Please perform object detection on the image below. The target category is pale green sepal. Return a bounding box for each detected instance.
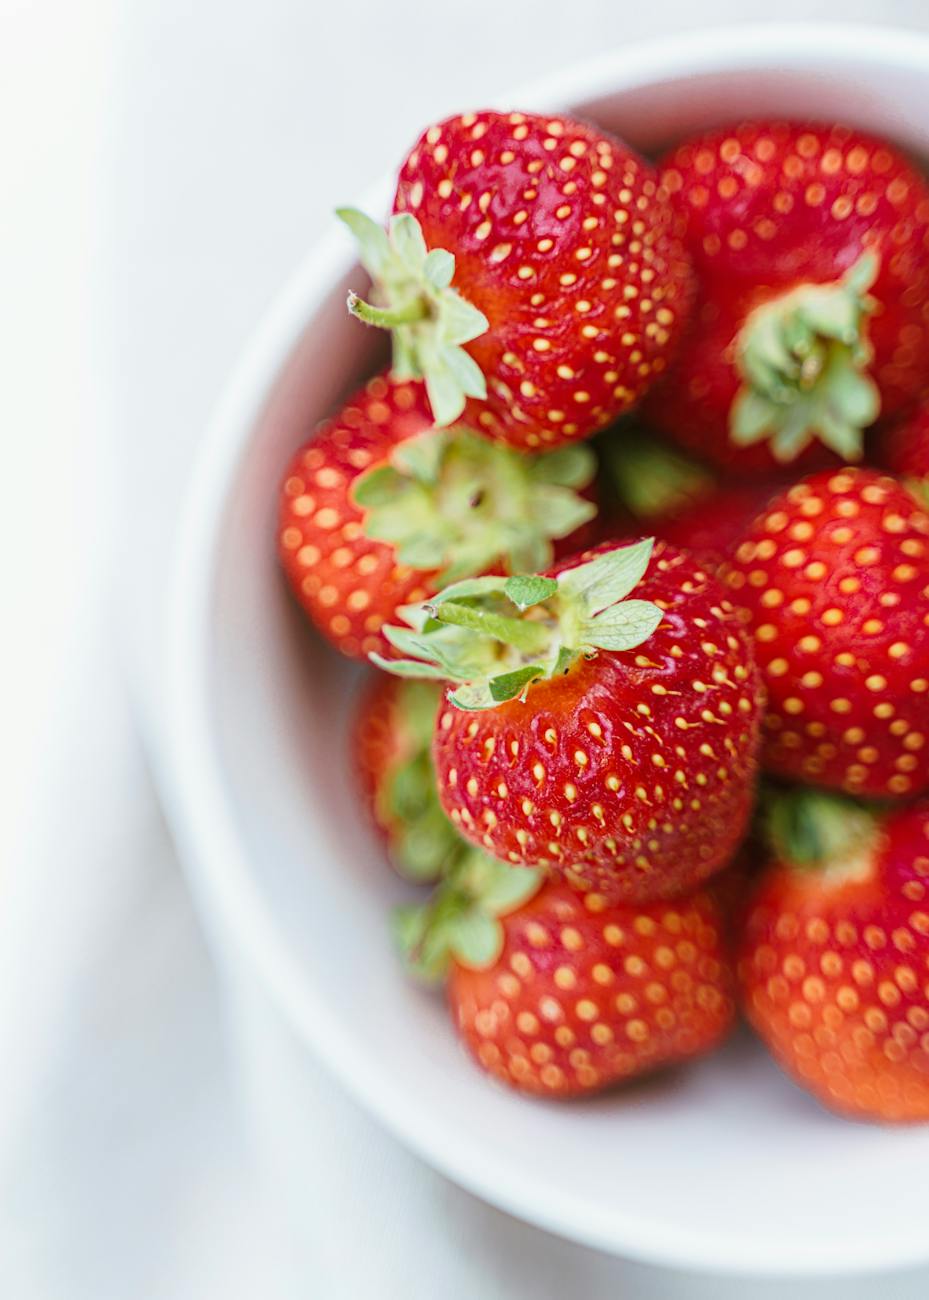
[489,664,544,702]
[450,911,503,968]
[478,862,544,915]
[504,575,558,609]
[531,442,596,489]
[423,248,455,290]
[580,600,664,652]
[448,681,498,711]
[368,653,449,679]
[430,575,511,603]
[352,464,401,508]
[389,211,429,270]
[335,207,392,275]
[425,364,468,427]
[531,485,597,538]
[441,291,489,345]
[388,428,451,483]
[557,537,654,614]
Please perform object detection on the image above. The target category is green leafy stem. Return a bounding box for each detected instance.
[372,537,664,710]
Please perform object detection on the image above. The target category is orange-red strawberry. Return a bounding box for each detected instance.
[338,110,693,447]
[722,467,929,799]
[353,675,455,882]
[645,122,929,473]
[378,538,762,905]
[740,789,929,1122]
[879,400,929,507]
[449,878,734,1097]
[279,371,597,658]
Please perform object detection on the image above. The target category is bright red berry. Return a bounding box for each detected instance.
[379,538,762,905]
[721,467,929,799]
[339,110,693,448]
[740,790,929,1122]
[645,122,929,473]
[450,879,734,1097]
[279,371,596,658]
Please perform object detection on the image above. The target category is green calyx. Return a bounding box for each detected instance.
[603,425,716,519]
[371,537,664,711]
[337,207,489,427]
[380,681,459,883]
[393,851,544,982]
[353,428,596,584]
[731,251,881,463]
[766,786,878,879]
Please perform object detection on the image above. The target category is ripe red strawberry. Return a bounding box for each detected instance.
[740,790,929,1122]
[338,110,693,448]
[644,122,929,473]
[722,467,929,799]
[279,371,597,658]
[879,401,929,507]
[378,538,762,905]
[354,675,457,882]
[448,878,734,1097]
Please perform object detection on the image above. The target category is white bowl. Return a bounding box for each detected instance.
[164,24,929,1277]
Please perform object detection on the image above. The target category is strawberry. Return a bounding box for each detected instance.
[740,789,929,1122]
[644,122,929,473]
[353,675,456,882]
[279,370,597,658]
[878,401,929,508]
[377,538,762,905]
[722,467,929,799]
[337,110,693,448]
[446,876,734,1098]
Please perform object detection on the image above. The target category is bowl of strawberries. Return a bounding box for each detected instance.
[166,23,929,1276]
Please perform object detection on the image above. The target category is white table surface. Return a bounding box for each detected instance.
[7,2,929,1296]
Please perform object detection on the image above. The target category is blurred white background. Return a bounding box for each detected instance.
[7,2,929,1297]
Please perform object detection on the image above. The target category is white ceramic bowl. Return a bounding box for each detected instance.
[164,25,929,1276]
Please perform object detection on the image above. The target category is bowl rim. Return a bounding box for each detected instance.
[164,22,929,1276]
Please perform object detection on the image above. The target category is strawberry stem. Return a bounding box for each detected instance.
[347,291,430,329]
[336,207,489,427]
[429,599,552,655]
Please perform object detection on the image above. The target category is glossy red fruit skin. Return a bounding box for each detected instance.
[433,542,763,905]
[722,467,929,798]
[394,110,694,450]
[279,372,437,659]
[657,478,792,566]
[450,880,734,1097]
[644,122,929,474]
[739,804,929,1122]
[879,402,929,481]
